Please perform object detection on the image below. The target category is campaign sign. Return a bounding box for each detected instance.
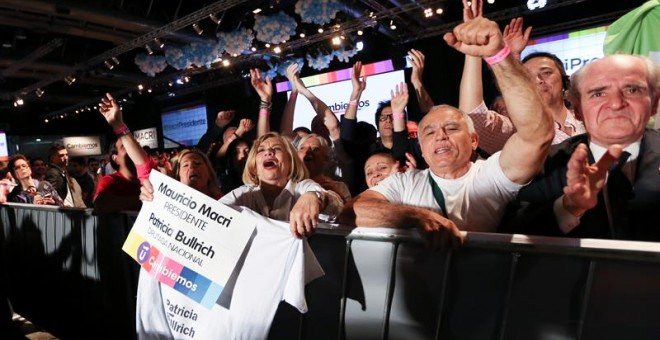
[123,170,254,309]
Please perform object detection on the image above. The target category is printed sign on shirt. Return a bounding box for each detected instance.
[123,170,255,309]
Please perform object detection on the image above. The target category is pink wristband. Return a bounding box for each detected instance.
[113,124,129,135]
[392,112,405,120]
[259,108,270,117]
[484,44,511,65]
[226,135,236,144]
[348,99,358,107]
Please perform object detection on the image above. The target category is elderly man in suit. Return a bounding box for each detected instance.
[502,54,660,240]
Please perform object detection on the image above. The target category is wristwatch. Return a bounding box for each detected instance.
[310,191,327,209]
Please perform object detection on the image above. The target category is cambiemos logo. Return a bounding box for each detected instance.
[66,142,99,150]
[137,241,151,264]
[328,100,370,112]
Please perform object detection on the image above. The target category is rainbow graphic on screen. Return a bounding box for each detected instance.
[123,232,224,309]
[275,59,394,93]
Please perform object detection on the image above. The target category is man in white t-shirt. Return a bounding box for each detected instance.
[341,16,554,247]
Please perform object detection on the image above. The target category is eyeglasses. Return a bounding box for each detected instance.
[378,114,393,122]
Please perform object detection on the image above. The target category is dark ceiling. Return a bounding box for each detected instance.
[0,0,648,134]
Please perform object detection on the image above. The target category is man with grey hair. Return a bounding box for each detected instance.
[341,16,554,247]
[502,54,660,239]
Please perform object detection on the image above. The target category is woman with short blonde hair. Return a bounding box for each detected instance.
[222,132,342,238]
[242,132,308,185]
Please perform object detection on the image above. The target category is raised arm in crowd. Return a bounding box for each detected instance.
[342,10,554,248]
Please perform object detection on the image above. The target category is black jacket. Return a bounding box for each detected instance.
[500,129,660,241]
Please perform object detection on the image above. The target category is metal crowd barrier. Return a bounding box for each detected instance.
[2,203,660,339]
[0,203,139,340]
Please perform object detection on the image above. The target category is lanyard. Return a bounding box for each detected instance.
[428,172,447,218]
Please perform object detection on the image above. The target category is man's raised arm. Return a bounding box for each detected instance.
[445,17,553,184]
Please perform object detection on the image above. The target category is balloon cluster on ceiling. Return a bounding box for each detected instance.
[134,0,358,77]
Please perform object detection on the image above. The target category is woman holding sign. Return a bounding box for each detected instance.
[220,132,343,238]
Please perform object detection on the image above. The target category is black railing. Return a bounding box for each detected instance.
[2,204,660,339]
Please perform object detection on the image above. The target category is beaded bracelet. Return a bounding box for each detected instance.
[484,44,511,65]
[114,124,130,136]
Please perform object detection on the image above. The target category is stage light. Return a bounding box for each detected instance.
[209,13,222,25]
[389,20,397,30]
[64,75,76,85]
[192,23,204,35]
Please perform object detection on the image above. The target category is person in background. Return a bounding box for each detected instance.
[88,158,100,176]
[0,167,16,203]
[272,65,355,190]
[140,147,223,203]
[219,137,251,194]
[363,152,416,189]
[341,64,421,193]
[297,133,352,203]
[7,154,62,206]
[215,118,255,158]
[30,157,47,181]
[103,153,115,176]
[94,93,149,213]
[174,149,223,199]
[146,147,169,175]
[457,4,585,156]
[87,157,102,189]
[46,145,85,207]
[69,156,95,208]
